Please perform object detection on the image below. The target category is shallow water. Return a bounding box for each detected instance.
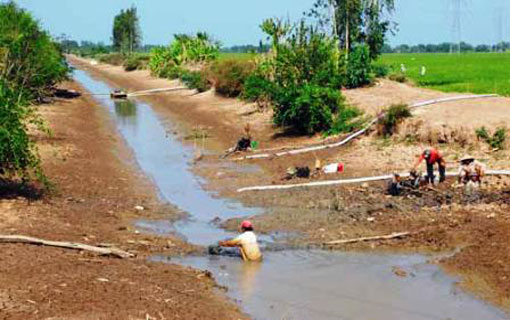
[73,69,260,245]
[74,68,506,320]
[170,251,506,320]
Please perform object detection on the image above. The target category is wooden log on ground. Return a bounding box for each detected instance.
[0,235,134,259]
[324,232,412,246]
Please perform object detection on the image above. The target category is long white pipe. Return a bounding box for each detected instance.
[234,94,499,160]
[128,86,187,97]
[237,170,510,193]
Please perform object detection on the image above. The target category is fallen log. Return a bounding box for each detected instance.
[324,232,412,246]
[0,235,134,259]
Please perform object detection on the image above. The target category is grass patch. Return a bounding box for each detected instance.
[377,104,412,137]
[96,53,125,66]
[476,126,507,150]
[180,70,210,92]
[378,52,510,96]
[218,52,258,61]
[123,53,150,71]
[205,59,255,97]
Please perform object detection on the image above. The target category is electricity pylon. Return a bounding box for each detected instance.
[449,0,469,54]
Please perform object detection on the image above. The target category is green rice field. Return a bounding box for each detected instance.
[378,52,510,96]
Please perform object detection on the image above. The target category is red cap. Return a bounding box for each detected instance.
[241,220,253,229]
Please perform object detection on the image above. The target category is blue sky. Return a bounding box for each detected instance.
[9,0,510,46]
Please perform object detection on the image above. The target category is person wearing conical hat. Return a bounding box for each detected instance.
[458,155,486,187]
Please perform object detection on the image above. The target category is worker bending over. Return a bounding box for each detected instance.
[458,155,485,187]
[413,148,446,184]
[218,221,262,262]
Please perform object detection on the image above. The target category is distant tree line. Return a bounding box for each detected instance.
[67,39,270,55]
[63,40,156,57]
[221,42,271,53]
[382,41,510,54]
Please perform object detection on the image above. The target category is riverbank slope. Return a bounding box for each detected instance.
[0,80,247,320]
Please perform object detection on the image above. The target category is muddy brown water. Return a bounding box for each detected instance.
[73,68,507,320]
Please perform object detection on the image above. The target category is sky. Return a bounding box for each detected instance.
[8,0,510,47]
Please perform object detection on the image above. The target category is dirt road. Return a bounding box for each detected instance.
[0,81,246,319]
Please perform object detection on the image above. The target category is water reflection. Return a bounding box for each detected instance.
[114,99,137,125]
[239,261,262,300]
[73,69,260,246]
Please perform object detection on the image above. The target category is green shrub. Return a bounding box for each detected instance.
[169,32,219,65]
[372,63,389,78]
[149,32,219,77]
[240,18,375,134]
[123,56,139,71]
[345,45,373,88]
[273,84,344,134]
[378,104,412,137]
[389,72,407,83]
[0,81,42,181]
[123,54,149,71]
[162,65,184,79]
[493,128,507,149]
[0,2,69,99]
[97,53,125,66]
[148,46,174,77]
[256,20,353,134]
[206,59,255,97]
[327,106,365,135]
[475,126,490,141]
[180,70,210,92]
[242,73,274,109]
[476,126,506,149]
[0,2,66,183]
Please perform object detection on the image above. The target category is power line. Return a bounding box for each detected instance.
[449,0,470,54]
[494,4,506,51]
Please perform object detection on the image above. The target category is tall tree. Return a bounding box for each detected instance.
[112,6,141,54]
[307,0,395,59]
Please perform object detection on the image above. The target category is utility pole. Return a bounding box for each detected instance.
[449,0,462,54]
[449,0,472,54]
[495,4,505,52]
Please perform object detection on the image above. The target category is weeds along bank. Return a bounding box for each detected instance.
[0,2,69,187]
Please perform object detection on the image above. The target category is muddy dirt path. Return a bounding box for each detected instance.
[0,80,247,319]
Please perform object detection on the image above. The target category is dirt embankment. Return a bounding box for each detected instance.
[0,81,246,320]
[68,55,510,311]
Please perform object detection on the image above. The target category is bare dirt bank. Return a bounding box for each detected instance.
[68,55,510,311]
[0,80,246,320]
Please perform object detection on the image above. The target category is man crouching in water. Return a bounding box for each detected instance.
[217,221,262,262]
